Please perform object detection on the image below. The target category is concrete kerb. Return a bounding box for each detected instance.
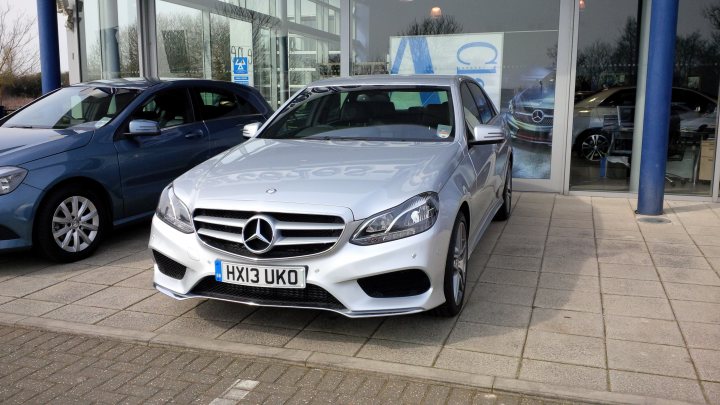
[0,315,698,405]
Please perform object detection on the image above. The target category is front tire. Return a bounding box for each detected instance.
[493,164,512,221]
[434,213,468,317]
[35,186,107,262]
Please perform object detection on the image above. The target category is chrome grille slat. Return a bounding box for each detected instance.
[194,215,247,228]
[275,222,344,231]
[197,228,245,244]
[275,236,339,246]
[193,208,345,259]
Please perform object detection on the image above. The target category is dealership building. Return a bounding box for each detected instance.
[44,0,720,204]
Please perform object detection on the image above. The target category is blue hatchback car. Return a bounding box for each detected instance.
[0,78,272,261]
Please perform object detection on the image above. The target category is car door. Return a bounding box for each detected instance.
[467,81,507,195]
[114,87,210,218]
[192,86,268,156]
[460,82,496,233]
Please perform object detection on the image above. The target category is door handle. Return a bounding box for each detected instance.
[184,129,204,139]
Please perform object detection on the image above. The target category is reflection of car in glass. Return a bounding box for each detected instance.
[151,75,513,318]
[573,87,716,161]
[0,79,272,261]
[506,73,555,144]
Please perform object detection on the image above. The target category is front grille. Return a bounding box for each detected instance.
[514,110,554,126]
[190,276,345,309]
[153,251,187,279]
[193,209,345,259]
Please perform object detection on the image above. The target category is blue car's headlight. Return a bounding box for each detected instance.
[351,192,439,246]
[156,184,194,233]
[0,167,27,195]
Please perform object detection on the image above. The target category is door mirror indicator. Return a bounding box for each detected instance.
[127,119,161,136]
[469,124,505,146]
[243,122,262,138]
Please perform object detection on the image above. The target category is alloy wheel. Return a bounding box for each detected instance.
[452,221,468,304]
[51,196,100,253]
[580,133,610,161]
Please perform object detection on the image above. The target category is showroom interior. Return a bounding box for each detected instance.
[61,0,720,200]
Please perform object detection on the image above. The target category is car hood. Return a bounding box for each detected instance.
[514,88,555,110]
[0,127,94,166]
[174,138,463,220]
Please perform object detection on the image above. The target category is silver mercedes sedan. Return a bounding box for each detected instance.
[150,75,512,317]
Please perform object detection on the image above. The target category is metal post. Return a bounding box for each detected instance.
[37,0,61,94]
[637,0,679,215]
[99,0,121,79]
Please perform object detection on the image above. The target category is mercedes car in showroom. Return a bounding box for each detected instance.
[0,78,271,261]
[151,75,512,317]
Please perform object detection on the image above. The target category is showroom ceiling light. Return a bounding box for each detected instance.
[430,6,442,18]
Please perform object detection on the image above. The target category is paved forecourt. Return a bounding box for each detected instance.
[1,192,719,404]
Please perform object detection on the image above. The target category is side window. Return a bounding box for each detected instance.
[131,89,191,129]
[467,82,494,123]
[197,89,259,120]
[672,89,712,114]
[461,83,482,131]
[599,89,636,107]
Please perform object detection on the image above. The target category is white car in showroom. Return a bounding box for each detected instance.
[150,75,512,317]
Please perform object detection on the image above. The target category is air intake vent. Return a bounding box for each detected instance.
[153,251,186,280]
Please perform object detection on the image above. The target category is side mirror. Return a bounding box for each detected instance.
[127,119,160,136]
[469,124,505,146]
[243,122,262,138]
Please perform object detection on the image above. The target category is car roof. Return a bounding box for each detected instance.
[70,77,254,91]
[308,74,465,88]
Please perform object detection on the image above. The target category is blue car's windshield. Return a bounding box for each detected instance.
[261,86,455,142]
[1,86,140,130]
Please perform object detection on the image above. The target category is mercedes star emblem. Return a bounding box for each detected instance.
[266,188,277,194]
[531,109,545,123]
[242,215,276,254]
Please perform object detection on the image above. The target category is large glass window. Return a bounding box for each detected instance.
[351,0,561,180]
[156,1,204,78]
[79,0,139,80]
[569,1,640,192]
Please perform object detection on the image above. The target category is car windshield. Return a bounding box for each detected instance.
[261,85,455,142]
[1,86,140,130]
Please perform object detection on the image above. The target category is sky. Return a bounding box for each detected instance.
[3,0,70,72]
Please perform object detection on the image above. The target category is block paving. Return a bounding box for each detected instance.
[2,193,720,403]
[0,325,583,404]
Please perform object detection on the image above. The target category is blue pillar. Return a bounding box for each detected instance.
[37,0,61,94]
[637,0,679,215]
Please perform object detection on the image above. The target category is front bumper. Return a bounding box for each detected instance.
[149,213,452,318]
[0,184,43,251]
[506,115,553,145]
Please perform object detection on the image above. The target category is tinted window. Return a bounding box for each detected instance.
[197,89,259,120]
[467,82,494,124]
[131,89,191,129]
[672,89,714,114]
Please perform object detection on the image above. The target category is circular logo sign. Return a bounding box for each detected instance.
[242,215,276,254]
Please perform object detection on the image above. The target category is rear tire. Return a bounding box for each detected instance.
[433,213,468,317]
[34,186,108,262]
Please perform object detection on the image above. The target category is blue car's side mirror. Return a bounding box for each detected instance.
[127,119,161,136]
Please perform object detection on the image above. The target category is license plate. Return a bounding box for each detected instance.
[215,260,306,288]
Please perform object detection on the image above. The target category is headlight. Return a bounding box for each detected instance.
[156,184,193,233]
[351,192,439,246]
[0,167,27,195]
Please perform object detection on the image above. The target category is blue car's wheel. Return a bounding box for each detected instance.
[35,186,107,262]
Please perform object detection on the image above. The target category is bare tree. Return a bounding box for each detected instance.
[399,15,462,36]
[576,40,614,90]
[0,2,37,105]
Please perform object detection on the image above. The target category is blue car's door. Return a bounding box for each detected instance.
[114,87,209,218]
[190,86,267,156]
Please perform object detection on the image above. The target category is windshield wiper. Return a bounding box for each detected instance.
[7,125,35,129]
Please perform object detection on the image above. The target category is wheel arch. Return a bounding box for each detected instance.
[573,127,606,150]
[32,177,115,243]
